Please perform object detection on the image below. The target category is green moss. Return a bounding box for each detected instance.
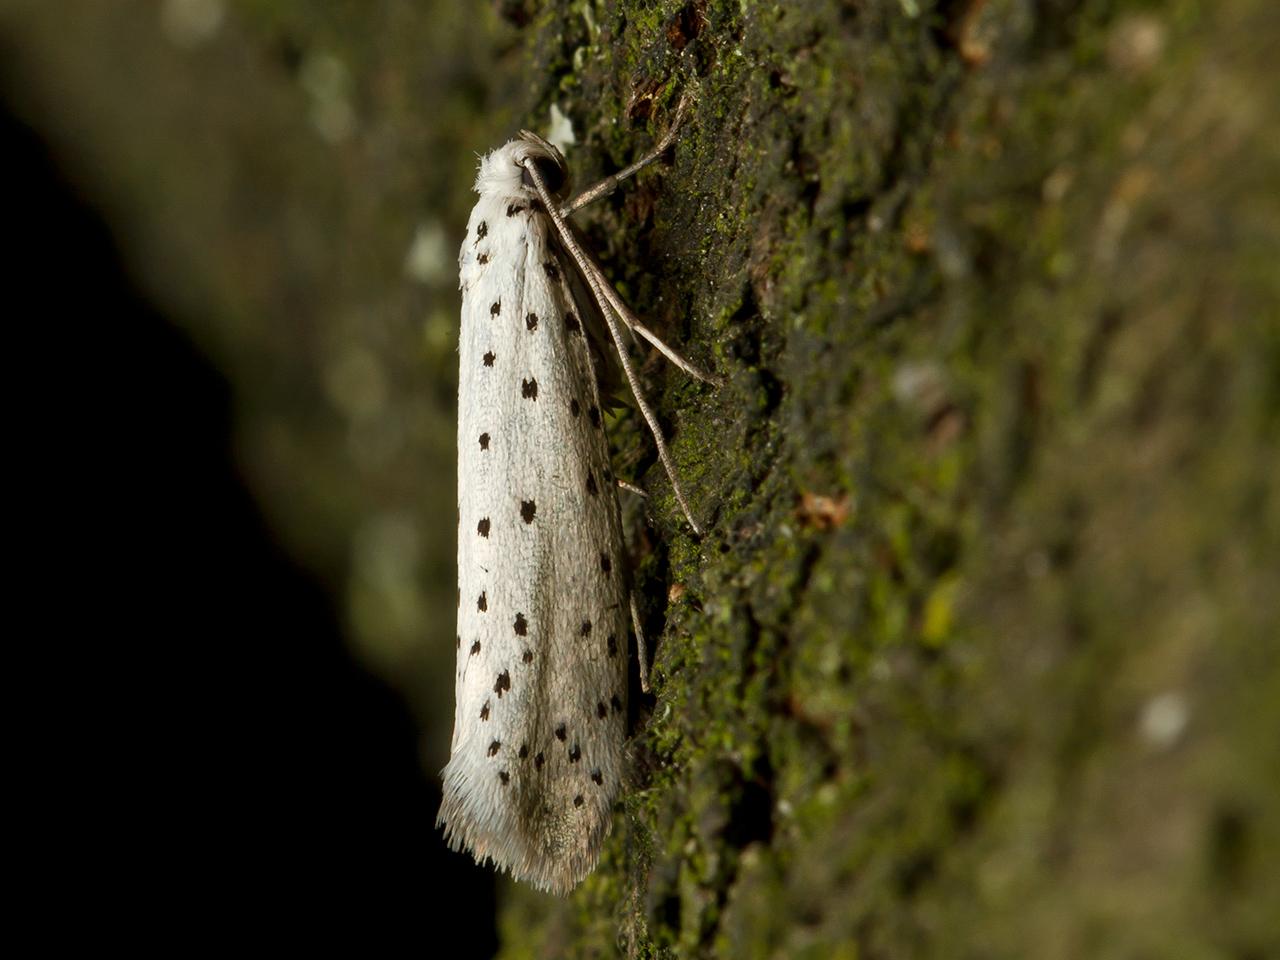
[495,0,1280,955]
[16,0,1272,952]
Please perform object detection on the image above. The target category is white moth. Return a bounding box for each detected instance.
[437,100,715,895]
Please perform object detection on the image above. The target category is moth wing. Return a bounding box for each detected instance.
[441,195,630,895]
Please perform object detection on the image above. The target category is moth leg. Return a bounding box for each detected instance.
[557,94,721,386]
[524,126,716,535]
[631,593,650,695]
[576,251,722,386]
[617,478,648,498]
[559,94,692,217]
[526,145,706,535]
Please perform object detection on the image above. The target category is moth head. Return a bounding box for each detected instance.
[514,131,569,197]
[474,132,570,201]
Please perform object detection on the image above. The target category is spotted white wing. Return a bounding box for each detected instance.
[438,177,630,895]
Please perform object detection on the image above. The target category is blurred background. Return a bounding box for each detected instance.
[5,0,512,947]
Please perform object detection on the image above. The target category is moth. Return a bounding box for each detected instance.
[437,98,716,894]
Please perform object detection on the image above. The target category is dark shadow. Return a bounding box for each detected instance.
[4,102,498,950]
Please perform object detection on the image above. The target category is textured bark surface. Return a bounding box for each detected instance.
[5,0,1276,955]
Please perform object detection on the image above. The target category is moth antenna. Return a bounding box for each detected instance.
[525,158,704,536]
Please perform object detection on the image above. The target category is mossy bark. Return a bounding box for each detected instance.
[5,0,1276,955]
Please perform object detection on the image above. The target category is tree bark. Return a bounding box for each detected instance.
[5,0,1276,954]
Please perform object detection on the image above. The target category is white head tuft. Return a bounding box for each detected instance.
[473,131,569,200]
